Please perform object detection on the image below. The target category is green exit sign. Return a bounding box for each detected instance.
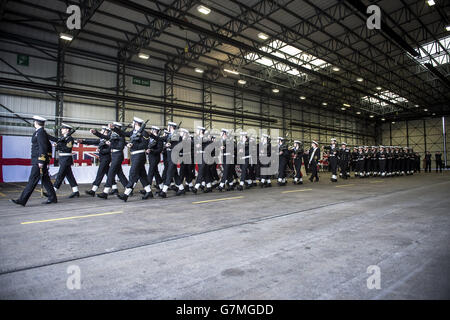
[132,77,150,87]
[17,54,29,66]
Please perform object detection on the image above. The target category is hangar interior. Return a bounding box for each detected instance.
[0,0,449,300]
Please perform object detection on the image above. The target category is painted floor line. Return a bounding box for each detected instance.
[335,184,355,188]
[21,211,123,225]
[281,188,313,194]
[192,196,244,204]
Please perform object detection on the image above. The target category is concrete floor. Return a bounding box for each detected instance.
[0,171,449,299]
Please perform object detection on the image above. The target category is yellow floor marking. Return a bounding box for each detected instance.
[370,180,384,183]
[335,184,355,188]
[192,196,244,204]
[281,188,313,194]
[0,192,6,197]
[21,211,123,225]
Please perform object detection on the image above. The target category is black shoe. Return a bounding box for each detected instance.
[85,190,95,197]
[42,199,57,204]
[260,183,265,188]
[267,183,272,188]
[158,191,167,198]
[218,186,224,192]
[170,185,178,191]
[252,182,257,187]
[237,185,243,191]
[142,191,153,200]
[200,185,205,191]
[191,187,198,194]
[309,177,313,182]
[117,194,128,202]
[69,191,80,198]
[97,192,108,199]
[139,190,146,195]
[110,189,119,195]
[203,187,212,193]
[43,192,49,198]
[176,189,185,196]
[10,199,25,207]
[298,180,303,185]
[314,178,319,182]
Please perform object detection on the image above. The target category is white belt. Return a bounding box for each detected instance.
[197,151,205,153]
[111,149,122,153]
[241,155,251,159]
[131,150,145,155]
[58,153,72,157]
[223,153,231,156]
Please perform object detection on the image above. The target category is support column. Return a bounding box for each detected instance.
[55,41,65,136]
[233,85,243,131]
[163,66,174,125]
[115,55,126,122]
[202,77,213,129]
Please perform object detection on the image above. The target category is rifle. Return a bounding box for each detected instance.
[130,120,149,143]
[56,126,80,143]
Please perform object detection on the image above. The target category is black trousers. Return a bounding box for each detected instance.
[329,156,338,175]
[147,154,162,186]
[220,163,232,184]
[339,161,349,178]
[180,163,194,184]
[278,157,288,179]
[357,160,365,173]
[196,163,211,185]
[379,159,386,174]
[105,153,128,188]
[294,158,302,179]
[210,164,220,182]
[92,156,111,187]
[53,156,78,189]
[164,151,181,186]
[126,152,149,189]
[425,160,431,172]
[309,160,319,180]
[436,160,443,172]
[240,161,249,182]
[18,163,56,204]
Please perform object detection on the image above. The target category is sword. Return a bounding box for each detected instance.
[39,167,43,198]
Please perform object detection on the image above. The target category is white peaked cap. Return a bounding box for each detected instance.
[331,138,337,141]
[180,128,189,133]
[101,126,110,130]
[167,121,177,126]
[61,123,73,129]
[113,122,122,127]
[197,126,206,131]
[278,137,285,140]
[221,128,229,133]
[312,140,319,145]
[341,142,347,145]
[33,115,47,122]
[240,132,248,135]
[151,126,160,130]
[133,117,144,123]
[294,140,301,144]
[262,134,269,138]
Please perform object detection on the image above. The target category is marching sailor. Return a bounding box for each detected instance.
[326,138,339,182]
[308,140,320,182]
[192,126,213,194]
[237,132,250,191]
[292,140,304,185]
[277,137,290,186]
[48,123,79,198]
[11,116,57,206]
[146,126,164,192]
[258,134,272,188]
[217,128,233,192]
[338,142,350,179]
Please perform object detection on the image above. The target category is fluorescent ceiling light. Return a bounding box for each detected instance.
[300,96,306,100]
[356,77,364,82]
[427,0,435,6]
[194,67,204,73]
[272,88,279,93]
[376,86,382,90]
[60,33,73,41]
[424,108,428,111]
[197,5,211,15]
[257,32,269,40]
[415,104,419,107]
[138,52,150,60]
[432,113,436,115]
[446,25,450,32]
[224,68,239,75]
[343,103,351,107]
[322,102,327,106]
[369,115,374,118]
[392,121,396,124]
[238,79,246,85]
[356,111,361,115]
[332,66,340,72]
[381,118,385,121]
[341,107,346,110]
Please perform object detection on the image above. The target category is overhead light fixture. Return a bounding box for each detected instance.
[272,88,279,93]
[392,121,396,124]
[197,5,211,15]
[59,33,73,41]
[343,103,351,107]
[194,67,204,73]
[415,104,419,107]
[381,118,385,121]
[300,96,306,100]
[322,102,327,106]
[446,25,450,32]
[427,0,435,6]
[432,112,436,115]
[257,32,269,40]
[369,115,374,118]
[138,52,150,60]
[356,111,361,115]
[224,68,239,75]
[332,66,340,72]
[376,86,382,90]
[238,79,246,85]
[356,77,364,82]
[341,107,346,110]
[424,108,428,111]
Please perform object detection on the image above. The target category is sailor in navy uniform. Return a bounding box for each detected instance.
[144,126,163,192]
[116,117,153,202]
[218,129,233,192]
[326,138,339,182]
[177,128,194,191]
[237,132,250,191]
[78,126,118,196]
[259,134,272,188]
[277,137,290,186]
[47,123,79,198]
[192,126,213,194]
[292,140,304,185]
[95,122,129,199]
[356,146,365,178]
[159,122,185,198]
[308,140,320,182]
[378,146,387,177]
[11,116,57,206]
[338,142,351,179]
